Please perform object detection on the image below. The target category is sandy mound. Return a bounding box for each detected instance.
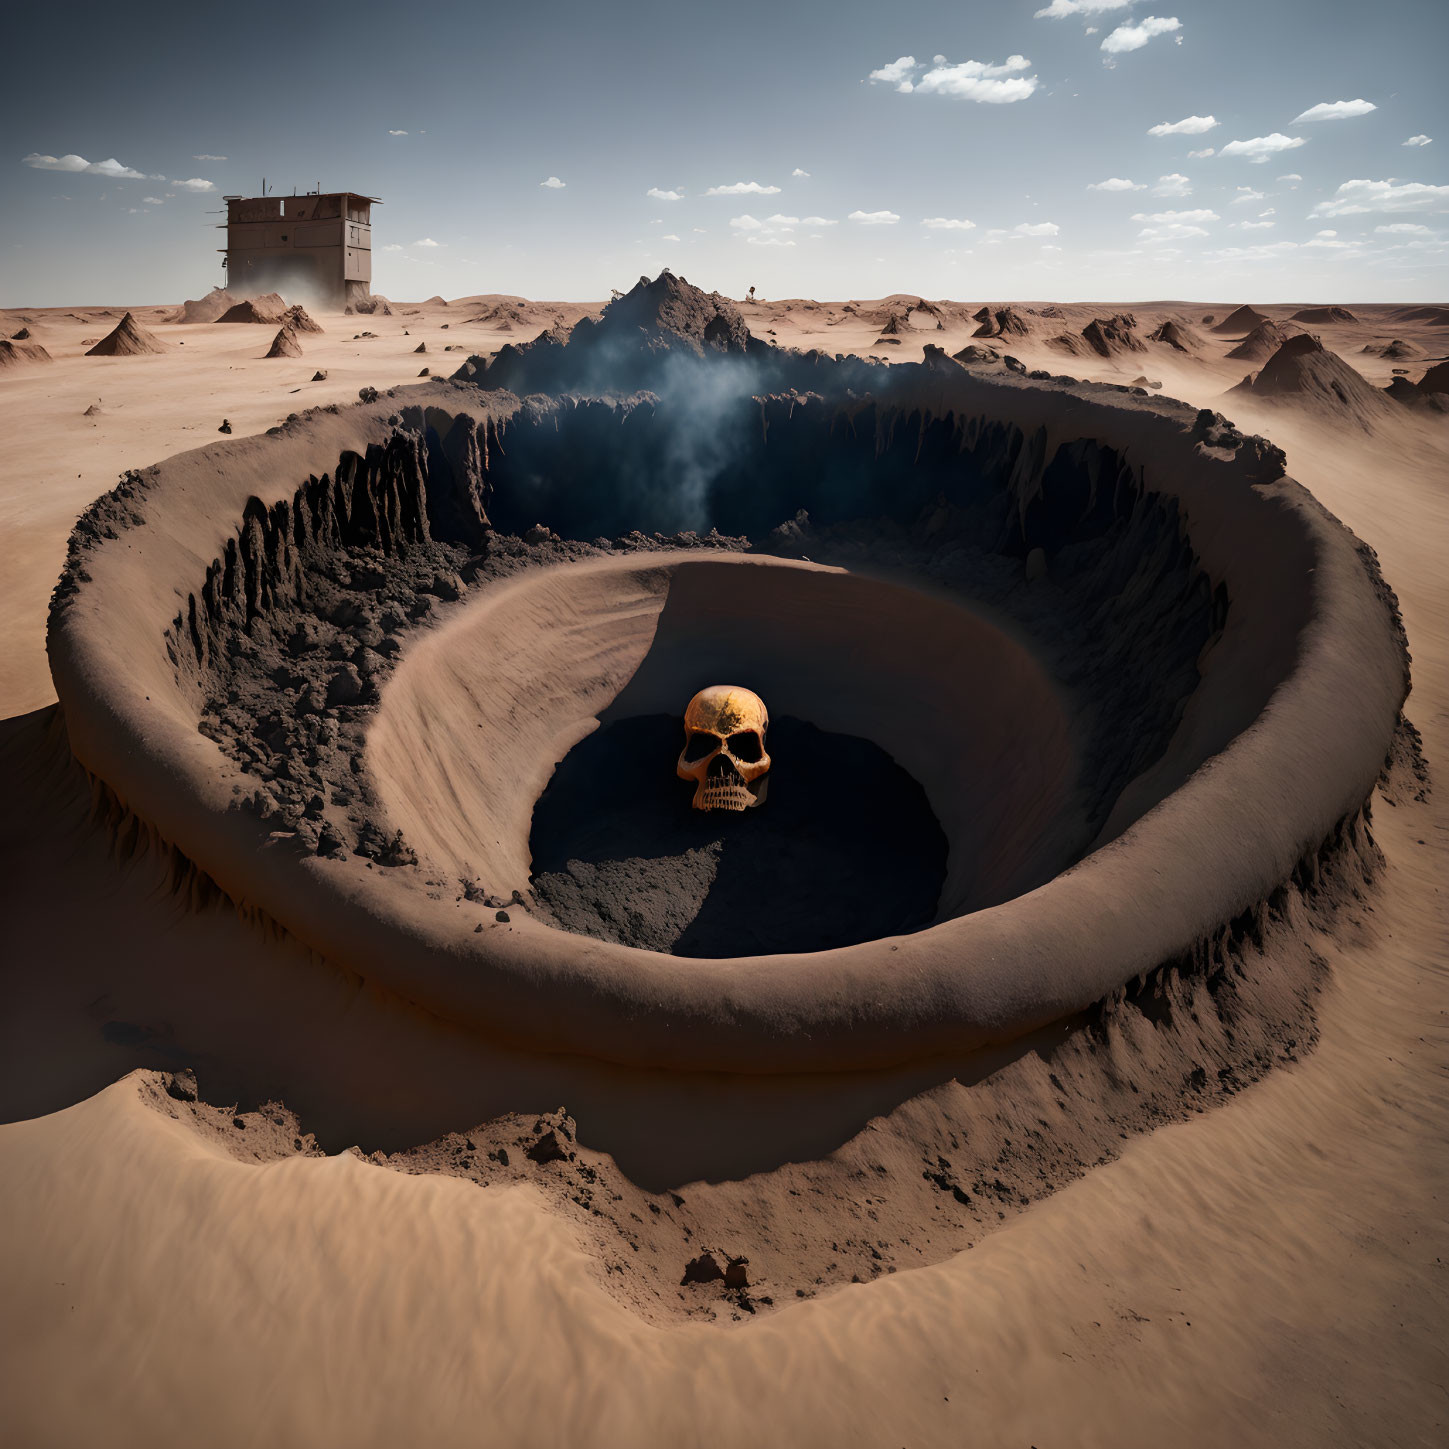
[1291,306,1358,325]
[264,325,304,359]
[952,343,1000,365]
[172,288,238,325]
[1147,319,1201,352]
[216,293,288,325]
[422,295,449,307]
[972,306,1030,340]
[1388,305,1449,326]
[1226,321,1301,362]
[458,270,771,394]
[0,339,52,368]
[1230,333,1395,427]
[1385,360,1449,413]
[1046,333,1091,357]
[346,293,393,316]
[1212,305,1271,336]
[1080,314,1146,357]
[85,312,167,357]
[1361,338,1422,359]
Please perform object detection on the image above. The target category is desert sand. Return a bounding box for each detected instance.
[1,283,1446,1449]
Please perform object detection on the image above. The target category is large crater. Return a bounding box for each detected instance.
[48,336,1408,1072]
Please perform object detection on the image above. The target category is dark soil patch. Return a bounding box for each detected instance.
[529,715,947,955]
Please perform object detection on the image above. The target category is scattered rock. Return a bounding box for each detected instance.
[682,1251,725,1285]
[218,419,232,434]
[526,1128,571,1164]
[311,369,329,381]
[325,663,364,706]
[164,1068,198,1102]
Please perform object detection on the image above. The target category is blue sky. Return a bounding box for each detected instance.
[4,0,1446,303]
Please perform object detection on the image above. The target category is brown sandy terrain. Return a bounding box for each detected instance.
[1,287,1446,1447]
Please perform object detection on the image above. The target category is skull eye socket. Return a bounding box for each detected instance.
[727,730,764,764]
[682,730,719,764]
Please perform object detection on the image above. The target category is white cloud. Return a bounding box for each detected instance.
[1101,16,1181,53]
[1311,178,1449,216]
[647,187,683,201]
[171,177,214,192]
[747,236,796,247]
[868,55,918,90]
[1152,173,1192,196]
[661,233,680,241]
[382,243,403,252]
[1260,208,1276,216]
[1278,173,1303,184]
[1035,0,1135,15]
[728,214,763,230]
[413,237,441,247]
[1292,99,1376,124]
[142,196,165,205]
[1088,177,1145,191]
[540,176,565,188]
[1376,222,1432,235]
[848,209,901,224]
[921,216,977,229]
[23,152,148,178]
[1138,223,1209,241]
[1304,230,1357,250]
[878,54,1039,103]
[1403,134,1433,148]
[1235,220,1275,231]
[800,215,838,226]
[793,167,811,177]
[1219,133,1307,163]
[988,221,1062,240]
[1132,207,1219,224]
[193,154,227,161]
[764,214,800,225]
[1232,187,1264,204]
[388,130,408,136]
[1149,115,1218,136]
[1188,147,1215,158]
[705,180,782,196]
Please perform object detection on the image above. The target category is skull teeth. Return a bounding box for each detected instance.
[697,783,756,811]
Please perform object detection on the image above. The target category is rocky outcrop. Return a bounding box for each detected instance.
[1080,314,1146,358]
[1147,319,1200,352]
[972,306,1030,340]
[1226,322,1300,362]
[1231,333,1395,428]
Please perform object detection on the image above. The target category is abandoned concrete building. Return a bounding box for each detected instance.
[220,191,378,308]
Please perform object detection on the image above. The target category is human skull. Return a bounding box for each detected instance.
[677,686,771,812]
